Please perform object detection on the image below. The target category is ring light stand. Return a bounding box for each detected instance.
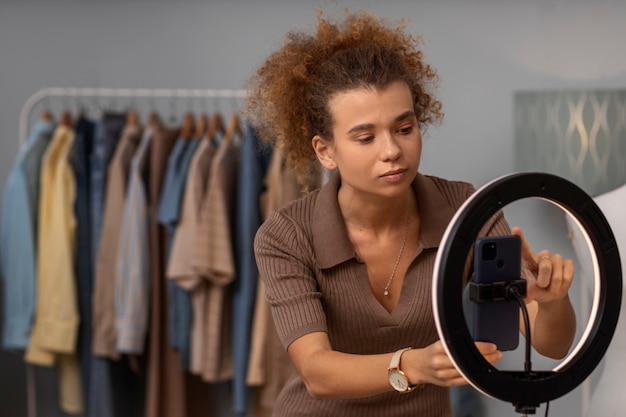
[432,172,622,414]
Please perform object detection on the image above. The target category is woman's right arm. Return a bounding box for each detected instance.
[287,332,502,399]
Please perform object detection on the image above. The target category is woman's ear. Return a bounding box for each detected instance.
[312,135,337,171]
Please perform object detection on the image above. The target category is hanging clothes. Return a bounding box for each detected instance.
[115,126,153,354]
[4,89,306,417]
[157,136,201,370]
[144,117,213,417]
[166,133,219,376]
[246,150,305,417]
[24,123,84,415]
[76,113,143,417]
[144,117,183,417]
[93,123,143,358]
[71,116,96,415]
[191,130,241,383]
[1,117,55,350]
[91,113,126,259]
[231,124,272,414]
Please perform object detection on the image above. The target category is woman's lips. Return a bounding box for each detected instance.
[380,169,406,182]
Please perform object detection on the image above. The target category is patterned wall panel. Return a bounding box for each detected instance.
[515,90,626,197]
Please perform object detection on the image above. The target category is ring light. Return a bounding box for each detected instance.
[432,172,622,410]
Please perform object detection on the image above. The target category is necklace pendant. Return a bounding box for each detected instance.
[383,289,389,296]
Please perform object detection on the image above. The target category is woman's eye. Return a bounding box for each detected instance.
[397,126,414,135]
[357,136,374,144]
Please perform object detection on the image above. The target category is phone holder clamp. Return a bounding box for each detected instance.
[469,279,527,303]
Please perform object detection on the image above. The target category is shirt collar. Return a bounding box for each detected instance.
[312,172,458,269]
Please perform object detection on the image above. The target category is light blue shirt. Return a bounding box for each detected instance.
[0,119,55,349]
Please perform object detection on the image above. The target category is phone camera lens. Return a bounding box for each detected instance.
[482,242,497,261]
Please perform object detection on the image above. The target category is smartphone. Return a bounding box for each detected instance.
[471,235,521,351]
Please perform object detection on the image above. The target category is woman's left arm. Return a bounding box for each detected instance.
[512,227,577,359]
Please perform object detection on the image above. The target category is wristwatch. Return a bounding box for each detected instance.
[388,347,416,393]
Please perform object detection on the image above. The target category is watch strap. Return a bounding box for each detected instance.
[389,347,412,370]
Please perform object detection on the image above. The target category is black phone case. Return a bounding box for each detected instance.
[472,235,521,351]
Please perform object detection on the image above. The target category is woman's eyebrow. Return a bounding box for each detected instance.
[347,122,375,135]
[346,110,416,135]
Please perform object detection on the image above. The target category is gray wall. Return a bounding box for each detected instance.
[2,0,626,416]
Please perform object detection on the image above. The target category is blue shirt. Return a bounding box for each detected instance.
[157,137,200,369]
[156,138,193,235]
[0,119,55,349]
[232,125,272,414]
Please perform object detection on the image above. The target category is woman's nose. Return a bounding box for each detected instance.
[380,133,401,160]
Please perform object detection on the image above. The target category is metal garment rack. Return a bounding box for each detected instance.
[19,87,248,145]
[18,87,247,417]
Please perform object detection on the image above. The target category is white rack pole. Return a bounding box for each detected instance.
[19,87,247,144]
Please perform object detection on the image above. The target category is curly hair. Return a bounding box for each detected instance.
[246,9,443,189]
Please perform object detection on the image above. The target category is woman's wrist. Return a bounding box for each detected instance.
[536,293,571,310]
[401,348,424,387]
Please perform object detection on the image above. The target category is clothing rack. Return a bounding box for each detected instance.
[19,87,248,145]
[19,86,247,417]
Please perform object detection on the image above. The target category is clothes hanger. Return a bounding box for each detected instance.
[224,111,243,143]
[195,97,210,140]
[205,111,225,143]
[126,109,140,128]
[40,109,54,121]
[146,92,161,127]
[40,96,54,121]
[223,97,245,143]
[194,112,208,140]
[124,98,140,128]
[148,110,161,127]
[179,111,196,139]
[60,110,73,128]
[59,96,73,127]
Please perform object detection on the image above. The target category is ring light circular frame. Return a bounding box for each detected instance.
[432,172,622,407]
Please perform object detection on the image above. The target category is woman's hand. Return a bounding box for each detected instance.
[511,226,574,305]
[511,226,576,358]
[406,341,502,387]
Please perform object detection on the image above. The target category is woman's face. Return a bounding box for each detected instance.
[313,80,422,200]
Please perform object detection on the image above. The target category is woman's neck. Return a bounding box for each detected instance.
[338,188,417,236]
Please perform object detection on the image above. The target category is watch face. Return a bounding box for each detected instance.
[389,369,409,391]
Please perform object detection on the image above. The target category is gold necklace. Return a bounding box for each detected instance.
[367,212,410,296]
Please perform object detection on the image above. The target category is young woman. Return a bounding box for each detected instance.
[247,10,576,417]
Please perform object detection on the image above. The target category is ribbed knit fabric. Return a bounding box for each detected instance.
[254,172,510,417]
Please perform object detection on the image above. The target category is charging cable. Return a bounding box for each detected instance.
[506,285,531,374]
[506,284,550,417]
[470,279,551,417]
